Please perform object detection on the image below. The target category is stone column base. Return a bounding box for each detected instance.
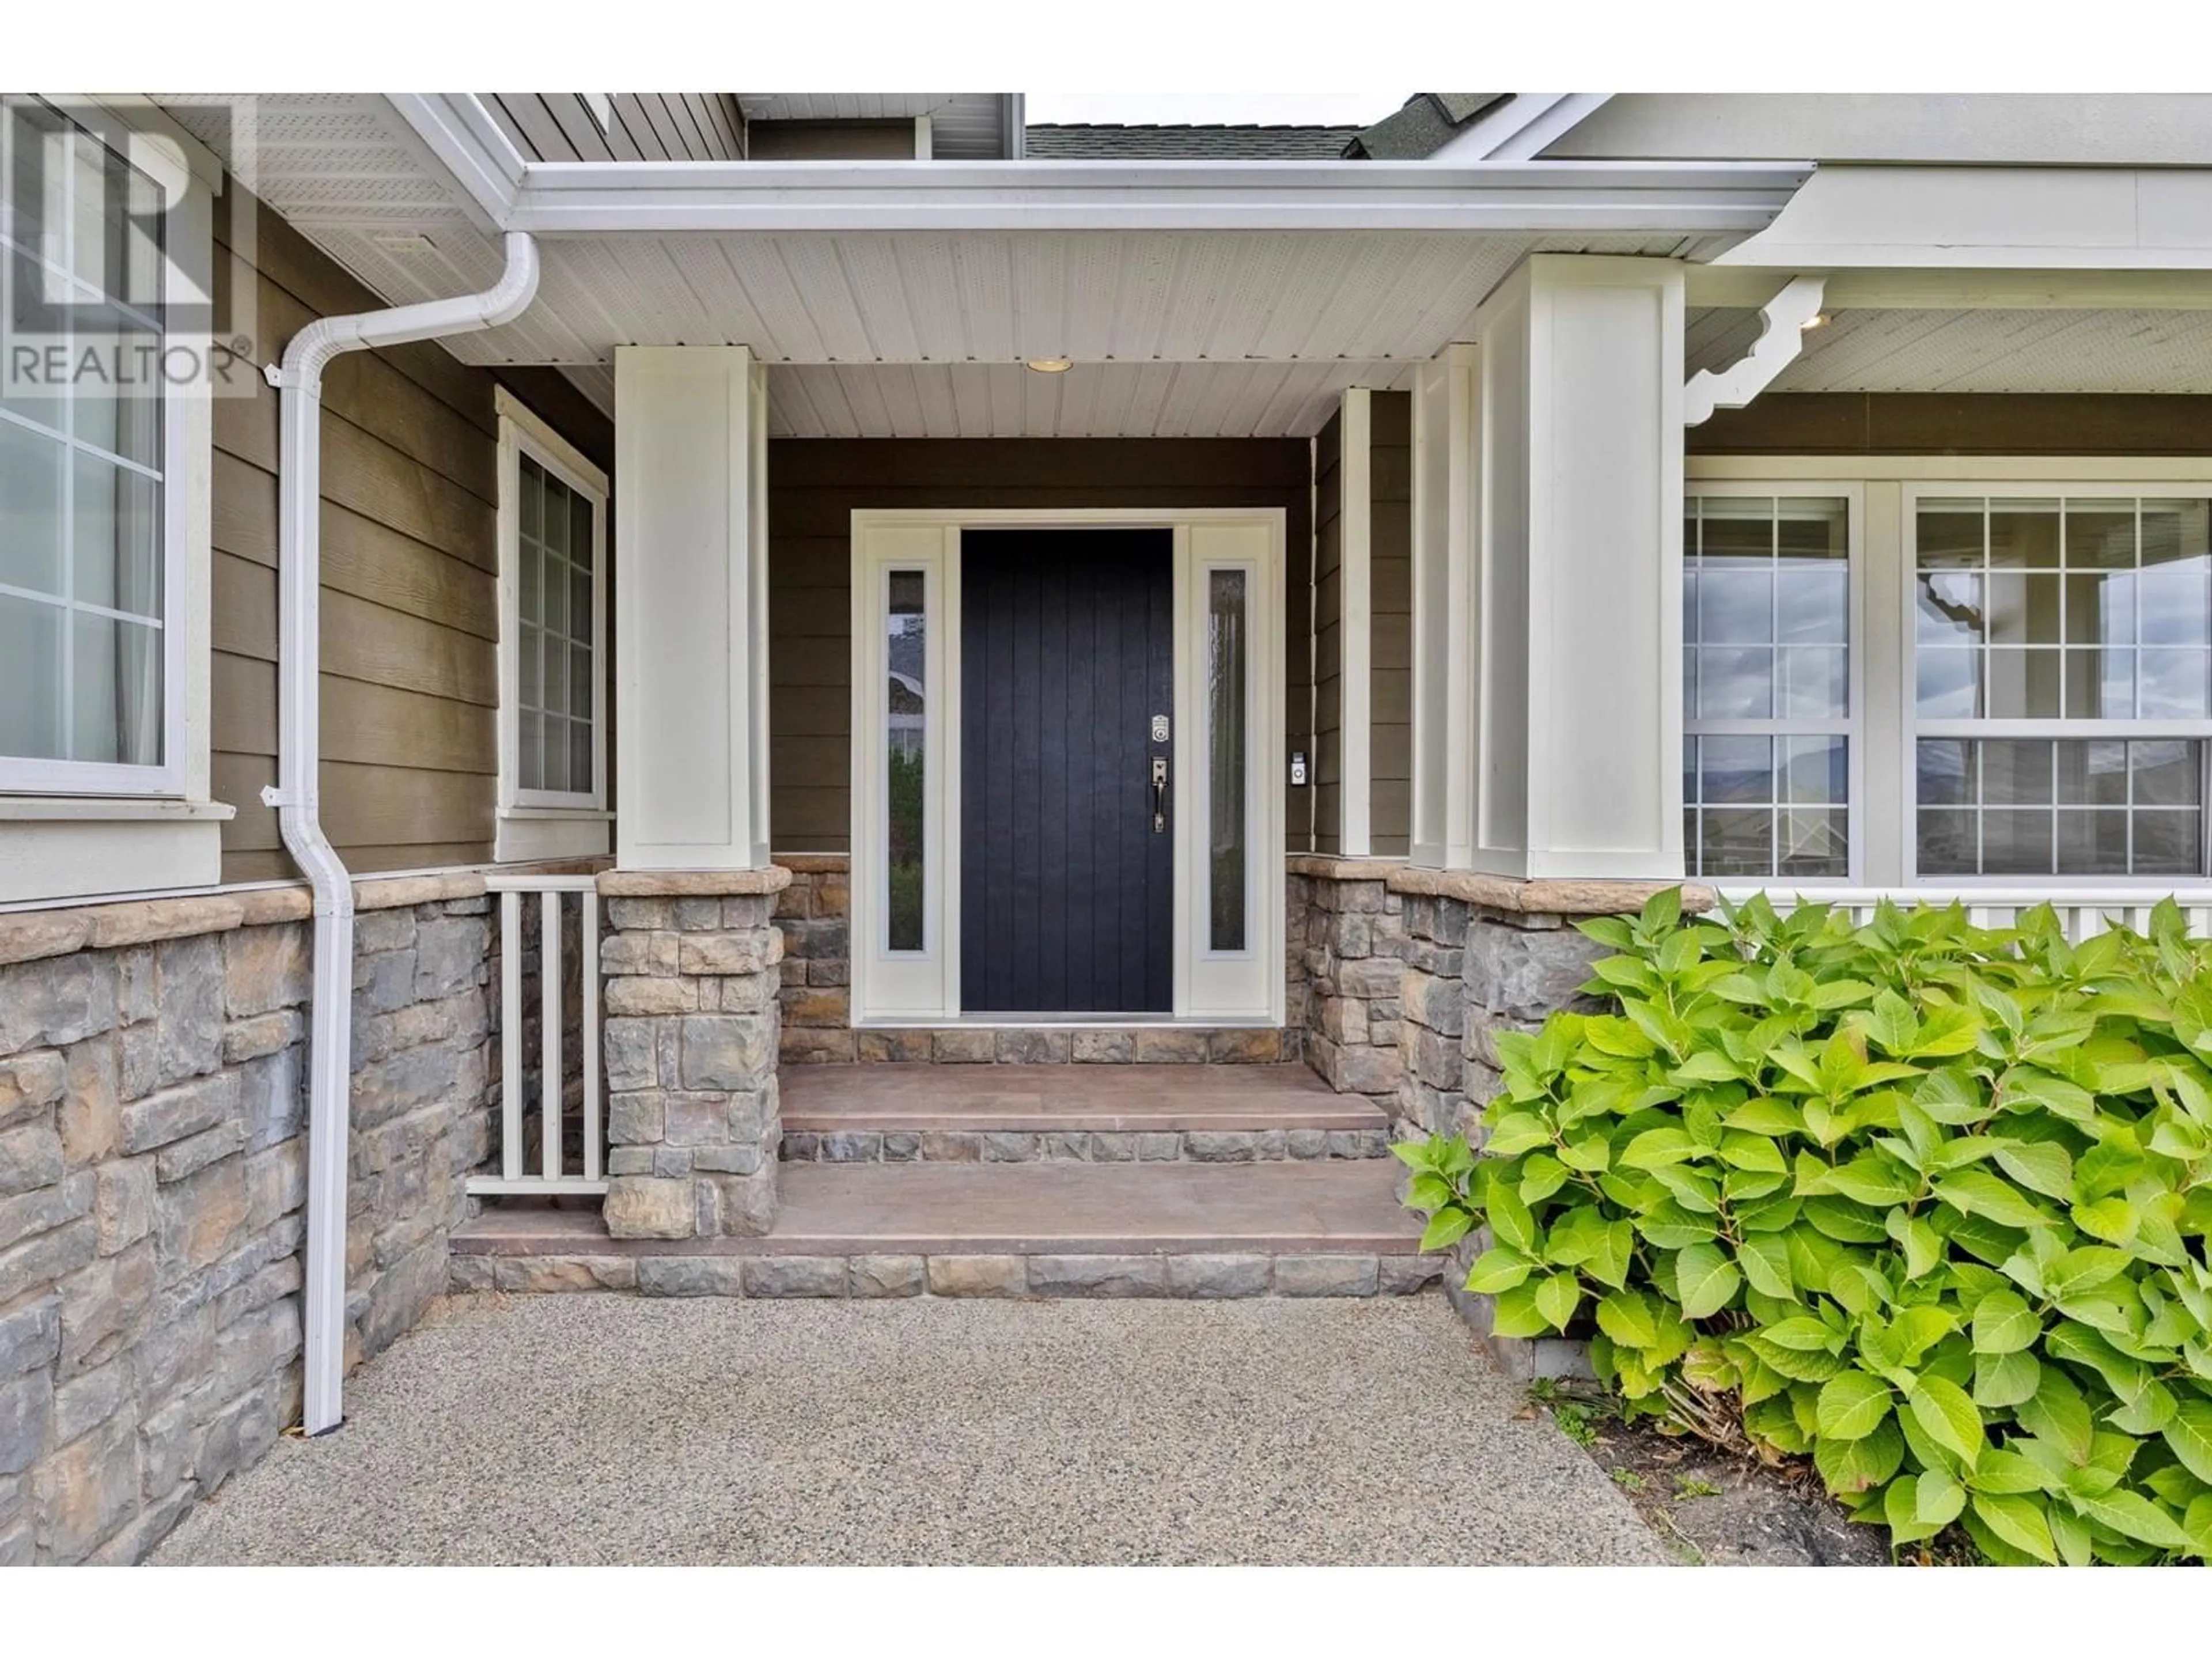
[598,868,791,1239]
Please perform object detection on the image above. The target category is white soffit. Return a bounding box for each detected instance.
[1690,305,2212,395]
[764,359,1414,438]
[301,226,1691,375]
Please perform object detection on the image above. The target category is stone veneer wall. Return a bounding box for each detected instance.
[600,870,790,1240]
[774,854,1299,1064]
[0,872,500,1564]
[1391,869,1709,1376]
[1287,857,1407,1109]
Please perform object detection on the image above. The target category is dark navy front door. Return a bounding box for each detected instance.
[960,529,1174,1013]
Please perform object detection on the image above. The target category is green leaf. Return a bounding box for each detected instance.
[2018,1367,2096,1464]
[1972,1289,2040,1355]
[1418,1206,1475,1253]
[1673,1243,1742,1320]
[1594,1290,1660,1351]
[1825,1154,1917,1206]
[1639,885,1683,931]
[1488,1279,1551,1339]
[1883,1476,1945,1545]
[1486,1184,1537,1253]
[1724,1097,1804,1135]
[1972,1349,2041,1410]
[1815,1370,1893,1441]
[1815,1418,1904,1495]
[1933,1168,2055,1231]
[1914,1467,1967,1527]
[2065,1487,2194,1552]
[1991,1137,2073,1199]
[1618,1127,1701,1170]
[1969,1449,2052,1497]
[1736,1233,1793,1299]
[1907,1376,1986,1470]
[1460,1245,1533,1295]
[1533,1271,1582,1333]
[1763,1316,1839,1352]
[1483,1113,1554,1158]
[2070,1195,2141,1246]
[2044,1245,2133,1301]
[2163,1397,2212,1486]
[1971,1493,2059,1564]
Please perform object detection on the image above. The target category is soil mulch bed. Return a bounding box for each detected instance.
[1528,1389,1893,1566]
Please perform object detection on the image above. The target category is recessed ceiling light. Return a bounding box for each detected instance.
[1800,312,1831,331]
[1025,357,1074,373]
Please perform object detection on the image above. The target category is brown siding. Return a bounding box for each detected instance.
[486,94,745,162]
[1310,413,1343,854]
[747,120,917,160]
[1690,393,2212,456]
[768,439,1313,853]
[210,194,611,882]
[1369,391,1412,857]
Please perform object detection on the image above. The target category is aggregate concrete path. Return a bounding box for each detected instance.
[154,1293,1666,1566]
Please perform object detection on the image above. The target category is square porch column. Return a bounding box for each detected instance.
[600,345,785,1239]
[1413,255,1688,883]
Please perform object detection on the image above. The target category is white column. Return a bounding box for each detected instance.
[1408,346,1477,870]
[613,345,771,869]
[1338,388,1373,857]
[1471,254,1686,881]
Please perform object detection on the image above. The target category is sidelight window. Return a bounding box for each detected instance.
[886,568,926,952]
[1206,566,1249,952]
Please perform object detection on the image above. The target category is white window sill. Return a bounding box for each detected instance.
[495,809,612,863]
[0,797,235,823]
[0,798,232,906]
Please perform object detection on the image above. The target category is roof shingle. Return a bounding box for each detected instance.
[1023,123,1363,160]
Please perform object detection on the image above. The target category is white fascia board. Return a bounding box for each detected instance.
[503,158,1812,236]
[1694,264,2212,310]
[1431,94,1614,162]
[384,92,528,233]
[1715,164,2212,272]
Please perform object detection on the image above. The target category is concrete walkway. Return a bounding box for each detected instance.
[154,1294,1666,1566]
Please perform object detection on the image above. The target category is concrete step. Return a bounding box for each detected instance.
[453,1158,1440,1301]
[778,1061,1393,1164]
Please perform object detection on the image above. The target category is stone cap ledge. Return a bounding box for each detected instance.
[0,859,607,966]
[597,867,795,898]
[1386,868,1715,918]
[772,853,850,876]
[1285,854,1404,881]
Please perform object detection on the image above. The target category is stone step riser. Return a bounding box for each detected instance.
[452,1251,1444,1300]
[778,1127,1395,1165]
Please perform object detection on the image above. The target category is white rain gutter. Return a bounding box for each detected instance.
[264,232,540,1435]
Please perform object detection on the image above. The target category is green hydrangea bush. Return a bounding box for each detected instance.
[1397,888,2212,1565]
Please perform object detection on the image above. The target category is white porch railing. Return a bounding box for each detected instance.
[1721,887,2212,942]
[467,873,607,1197]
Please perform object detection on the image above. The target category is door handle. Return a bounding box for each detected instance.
[1150,755,1168,833]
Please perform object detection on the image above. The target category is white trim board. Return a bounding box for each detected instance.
[849,507,1286,1027]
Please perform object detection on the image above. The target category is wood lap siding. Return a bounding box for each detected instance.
[1369,391,1412,857]
[210,195,610,881]
[1688,394,2212,456]
[1311,414,1343,854]
[768,438,1313,853]
[486,94,746,162]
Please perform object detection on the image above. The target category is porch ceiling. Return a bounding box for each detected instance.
[312,225,1696,382]
[1688,304,2212,395]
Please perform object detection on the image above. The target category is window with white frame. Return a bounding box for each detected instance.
[0,96,180,795]
[1911,491,2209,878]
[497,393,608,853]
[1682,493,1854,879]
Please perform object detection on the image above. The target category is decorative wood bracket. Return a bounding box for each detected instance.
[1682,274,1827,426]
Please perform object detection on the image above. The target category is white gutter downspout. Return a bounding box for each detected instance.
[264,232,540,1435]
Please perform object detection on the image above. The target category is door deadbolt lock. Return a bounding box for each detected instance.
[1150,755,1169,832]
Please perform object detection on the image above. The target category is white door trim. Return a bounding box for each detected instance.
[849,506,1286,1027]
